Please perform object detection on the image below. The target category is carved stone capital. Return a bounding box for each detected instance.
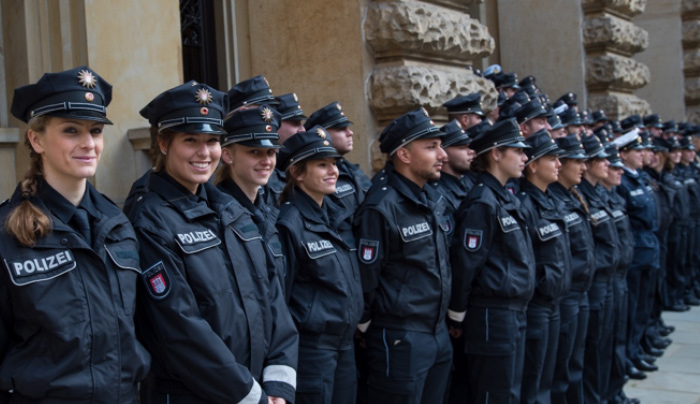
[582,0,646,18]
[587,93,651,120]
[682,0,700,19]
[365,1,494,63]
[586,54,650,91]
[583,15,648,56]
[368,65,498,121]
[683,20,700,48]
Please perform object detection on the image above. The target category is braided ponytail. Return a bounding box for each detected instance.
[4,116,53,246]
[570,186,598,227]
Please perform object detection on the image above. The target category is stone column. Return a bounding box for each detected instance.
[634,0,685,120]
[583,0,651,119]
[682,0,700,123]
[364,0,496,172]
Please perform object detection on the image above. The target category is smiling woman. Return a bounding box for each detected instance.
[0,66,150,402]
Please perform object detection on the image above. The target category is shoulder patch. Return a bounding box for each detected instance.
[4,249,77,286]
[142,261,171,300]
[463,229,483,252]
[359,238,379,264]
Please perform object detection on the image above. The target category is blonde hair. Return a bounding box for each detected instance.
[4,116,53,246]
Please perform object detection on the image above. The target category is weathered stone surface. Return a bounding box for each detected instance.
[365,1,494,62]
[684,49,700,74]
[368,65,498,120]
[682,0,700,15]
[586,54,650,90]
[583,15,649,55]
[683,20,700,46]
[686,106,700,123]
[587,93,651,119]
[582,0,646,17]
[685,77,700,102]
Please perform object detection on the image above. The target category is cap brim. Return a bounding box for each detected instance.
[329,121,353,129]
[560,151,588,159]
[504,141,530,149]
[234,139,282,149]
[49,110,113,125]
[169,123,227,135]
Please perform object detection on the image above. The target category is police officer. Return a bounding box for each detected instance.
[515,99,552,138]
[442,93,485,130]
[578,135,619,403]
[549,135,596,403]
[0,67,150,402]
[518,130,571,404]
[125,82,298,404]
[215,105,287,282]
[275,127,364,404]
[676,136,700,305]
[613,129,661,379]
[599,144,638,403]
[304,102,371,214]
[264,92,308,206]
[559,107,584,137]
[354,108,453,404]
[226,74,279,118]
[450,118,536,404]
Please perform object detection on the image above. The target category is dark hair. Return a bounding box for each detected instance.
[470,146,508,174]
[150,127,178,172]
[279,160,309,205]
[4,116,54,246]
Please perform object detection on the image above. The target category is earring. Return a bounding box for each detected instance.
[532,169,537,174]
[161,150,166,156]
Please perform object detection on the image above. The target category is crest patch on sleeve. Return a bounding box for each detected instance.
[463,229,483,252]
[142,261,171,300]
[358,239,379,264]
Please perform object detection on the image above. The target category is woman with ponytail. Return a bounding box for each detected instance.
[0,67,150,402]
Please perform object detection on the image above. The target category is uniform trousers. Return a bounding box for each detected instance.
[607,273,630,402]
[366,325,452,404]
[464,307,527,404]
[296,344,357,404]
[583,279,614,404]
[521,301,560,404]
[626,257,656,364]
[667,222,688,306]
[552,290,589,404]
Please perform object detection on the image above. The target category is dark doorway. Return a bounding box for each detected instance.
[180,0,219,88]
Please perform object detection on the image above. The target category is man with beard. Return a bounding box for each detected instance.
[354,108,455,404]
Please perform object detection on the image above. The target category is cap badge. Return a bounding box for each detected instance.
[293,93,298,102]
[263,77,270,87]
[265,125,272,132]
[421,107,430,118]
[195,88,213,105]
[323,140,330,146]
[316,128,327,139]
[85,92,95,102]
[261,106,274,122]
[77,69,97,89]
[336,103,343,111]
[200,107,209,115]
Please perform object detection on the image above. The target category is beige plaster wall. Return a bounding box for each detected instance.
[84,0,183,204]
[243,0,376,174]
[496,0,588,105]
[635,0,686,120]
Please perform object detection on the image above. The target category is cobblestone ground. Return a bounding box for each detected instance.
[626,307,700,403]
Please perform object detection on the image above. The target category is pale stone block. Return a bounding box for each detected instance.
[368,65,498,121]
[365,1,494,62]
[586,54,650,90]
[583,0,646,17]
[587,93,651,119]
[584,15,649,55]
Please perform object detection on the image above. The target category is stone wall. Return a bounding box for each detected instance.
[364,0,496,172]
[583,0,651,119]
[683,0,700,122]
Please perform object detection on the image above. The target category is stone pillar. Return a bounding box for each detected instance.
[634,0,685,120]
[583,0,651,119]
[682,0,700,123]
[364,0,496,172]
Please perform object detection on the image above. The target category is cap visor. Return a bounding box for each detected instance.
[170,123,227,135]
[49,110,113,125]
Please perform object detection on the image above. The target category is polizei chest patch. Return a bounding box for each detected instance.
[5,249,77,286]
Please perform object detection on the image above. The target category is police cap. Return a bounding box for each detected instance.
[582,135,610,159]
[379,108,446,156]
[515,99,552,124]
[620,114,643,131]
[274,93,307,121]
[277,126,341,171]
[140,81,228,135]
[304,101,353,130]
[226,75,278,116]
[556,92,578,106]
[558,108,582,127]
[524,129,562,165]
[555,134,587,159]
[442,93,484,116]
[612,128,645,151]
[221,104,281,148]
[643,113,663,128]
[470,118,529,156]
[592,109,608,124]
[440,119,472,148]
[11,66,113,124]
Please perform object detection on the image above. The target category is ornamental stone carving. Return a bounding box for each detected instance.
[368,65,498,121]
[587,93,651,119]
[683,20,700,47]
[582,0,646,17]
[682,0,700,15]
[686,107,700,124]
[685,77,700,102]
[365,1,494,62]
[583,15,649,55]
[684,49,700,74]
[585,54,650,90]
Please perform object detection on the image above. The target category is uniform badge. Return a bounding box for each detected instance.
[195,88,213,105]
[317,128,327,138]
[77,69,96,88]
[293,93,298,102]
[142,261,171,300]
[200,107,209,115]
[85,92,94,102]
[421,107,429,117]
[336,103,343,111]
[266,125,272,132]
[261,106,274,122]
[359,239,379,264]
[464,229,483,252]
